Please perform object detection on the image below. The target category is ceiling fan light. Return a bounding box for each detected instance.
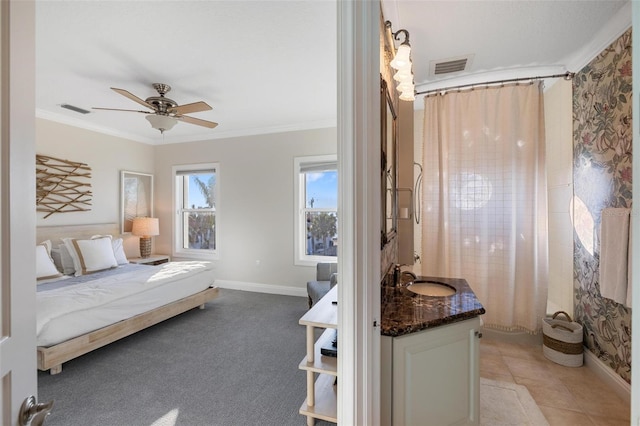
[146,114,178,133]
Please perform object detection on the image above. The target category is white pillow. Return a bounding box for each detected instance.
[49,247,63,272]
[36,241,62,281]
[57,244,77,275]
[91,234,128,265]
[111,238,129,265]
[62,236,118,276]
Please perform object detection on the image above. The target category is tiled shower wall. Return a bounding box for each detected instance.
[573,28,632,383]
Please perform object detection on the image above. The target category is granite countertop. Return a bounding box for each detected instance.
[381,276,485,337]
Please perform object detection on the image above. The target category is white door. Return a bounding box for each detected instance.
[0,1,42,425]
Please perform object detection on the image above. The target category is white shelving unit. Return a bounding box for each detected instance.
[299,285,338,425]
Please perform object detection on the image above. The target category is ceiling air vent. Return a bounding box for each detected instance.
[429,54,474,77]
[60,104,91,114]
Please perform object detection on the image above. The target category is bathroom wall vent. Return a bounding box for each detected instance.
[429,54,474,76]
[60,103,91,115]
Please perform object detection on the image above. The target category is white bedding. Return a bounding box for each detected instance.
[37,261,215,347]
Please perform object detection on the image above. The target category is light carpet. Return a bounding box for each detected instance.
[480,378,549,426]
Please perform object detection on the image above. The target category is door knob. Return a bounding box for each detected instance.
[19,395,54,426]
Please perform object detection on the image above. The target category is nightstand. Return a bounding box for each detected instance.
[128,254,170,266]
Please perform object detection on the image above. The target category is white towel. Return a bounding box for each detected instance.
[599,208,631,306]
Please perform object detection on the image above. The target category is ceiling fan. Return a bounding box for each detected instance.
[93,83,218,134]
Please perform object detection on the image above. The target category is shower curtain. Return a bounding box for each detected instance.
[422,82,548,333]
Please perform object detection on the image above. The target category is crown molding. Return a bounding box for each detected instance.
[36,109,154,144]
[37,109,336,146]
[154,119,337,145]
[564,1,632,73]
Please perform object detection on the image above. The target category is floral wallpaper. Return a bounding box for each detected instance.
[573,28,632,383]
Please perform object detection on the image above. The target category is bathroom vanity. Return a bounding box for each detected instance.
[380,276,485,426]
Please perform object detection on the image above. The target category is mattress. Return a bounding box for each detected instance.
[36,261,215,347]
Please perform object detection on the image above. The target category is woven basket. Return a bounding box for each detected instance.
[542,311,583,367]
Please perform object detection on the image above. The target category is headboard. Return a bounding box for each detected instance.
[36,223,120,244]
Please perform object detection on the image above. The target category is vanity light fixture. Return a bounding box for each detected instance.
[386,21,415,101]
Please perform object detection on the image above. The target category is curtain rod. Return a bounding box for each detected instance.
[415,71,575,96]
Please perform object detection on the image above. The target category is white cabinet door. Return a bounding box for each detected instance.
[0,2,40,425]
[392,317,481,426]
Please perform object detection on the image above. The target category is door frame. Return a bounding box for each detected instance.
[0,0,37,424]
[337,1,380,424]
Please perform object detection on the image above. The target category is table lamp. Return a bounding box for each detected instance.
[132,217,159,258]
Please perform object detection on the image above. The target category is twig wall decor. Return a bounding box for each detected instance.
[36,154,92,218]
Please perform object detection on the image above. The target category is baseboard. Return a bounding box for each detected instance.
[583,349,630,405]
[214,279,307,298]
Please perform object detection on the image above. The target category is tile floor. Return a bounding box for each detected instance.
[480,335,630,426]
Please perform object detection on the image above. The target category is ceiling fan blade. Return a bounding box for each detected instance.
[92,107,150,114]
[111,87,155,110]
[170,101,212,115]
[177,115,218,129]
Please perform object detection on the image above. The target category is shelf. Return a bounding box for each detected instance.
[299,328,337,375]
[299,285,338,424]
[299,373,338,423]
[299,285,338,329]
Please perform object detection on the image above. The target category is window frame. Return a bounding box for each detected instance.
[294,154,338,266]
[172,163,220,260]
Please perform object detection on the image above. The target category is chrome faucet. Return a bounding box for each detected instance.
[393,264,417,287]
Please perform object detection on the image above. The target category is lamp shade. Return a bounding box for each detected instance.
[390,44,411,70]
[396,81,414,93]
[132,217,159,237]
[146,114,178,133]
[399,90,416,102]
[393,67,413,83]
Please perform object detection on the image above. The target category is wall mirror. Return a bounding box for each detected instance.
[381,77,397,247]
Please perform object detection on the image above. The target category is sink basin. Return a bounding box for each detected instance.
[407,280,457,297]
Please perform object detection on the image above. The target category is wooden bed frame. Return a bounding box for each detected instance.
[36,223,220,375]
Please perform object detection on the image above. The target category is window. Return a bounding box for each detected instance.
[294,155,338,265]
[173,163,219,259]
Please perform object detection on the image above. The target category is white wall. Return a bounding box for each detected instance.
[35,119,336,292]
[543,79,574,316]
[154,127,337,293]
[36,118,154,257]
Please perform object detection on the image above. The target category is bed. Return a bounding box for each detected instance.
[35,223,219,375]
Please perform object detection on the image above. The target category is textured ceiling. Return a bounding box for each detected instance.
[36,1,630,145]
[383,0,630,95]
[36,1,337,145]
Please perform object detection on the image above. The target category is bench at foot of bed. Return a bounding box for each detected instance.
[37,286,220,375]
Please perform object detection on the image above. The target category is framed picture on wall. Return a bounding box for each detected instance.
[120,171,154,234]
